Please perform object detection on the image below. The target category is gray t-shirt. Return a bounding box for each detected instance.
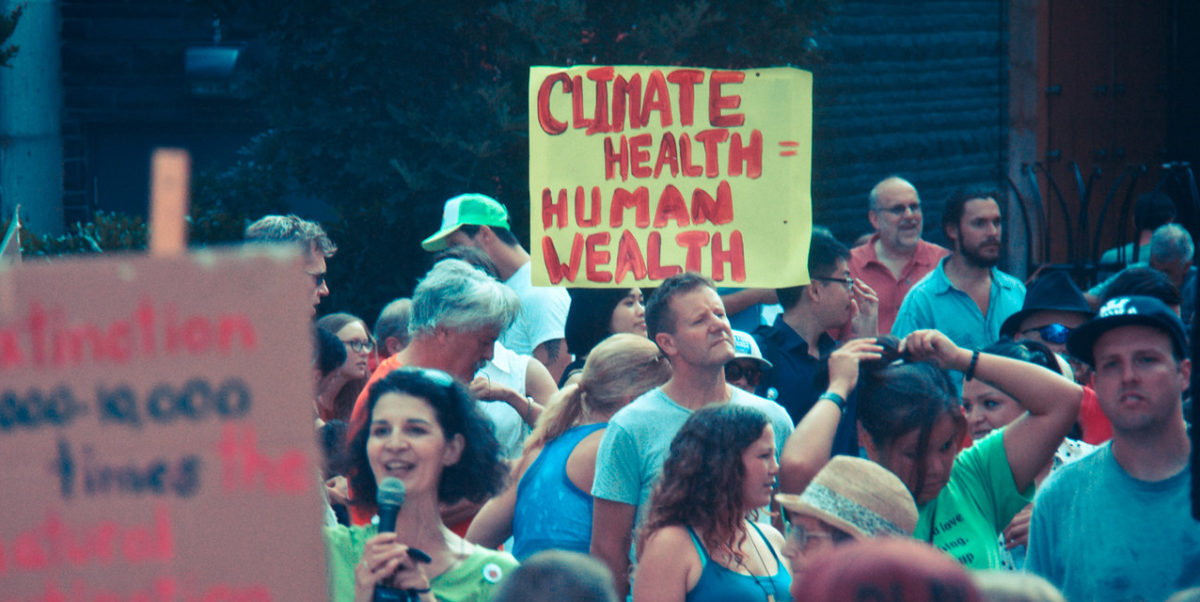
[591,386,793,530]
[1027,443,1200,601]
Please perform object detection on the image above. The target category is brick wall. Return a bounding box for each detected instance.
[810,0,1009,250]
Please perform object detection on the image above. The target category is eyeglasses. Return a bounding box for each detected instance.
[1018,323,1072,345]
[725,361,763,384]
[786,522,853,548]
[308,271,327,288]
[812,276,855,290]
[875,203,922,216]
[341,338,375,353]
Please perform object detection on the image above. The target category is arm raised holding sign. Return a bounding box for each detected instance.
[325,368,514,602]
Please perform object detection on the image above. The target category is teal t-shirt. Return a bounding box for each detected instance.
[324,523,519,602]
[914,429,1033,570]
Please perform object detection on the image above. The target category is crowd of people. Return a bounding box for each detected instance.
[244,176,1199,602]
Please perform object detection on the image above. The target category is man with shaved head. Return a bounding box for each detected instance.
[847,176,949,334]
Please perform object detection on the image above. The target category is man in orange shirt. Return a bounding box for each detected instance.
[847,177,949,335]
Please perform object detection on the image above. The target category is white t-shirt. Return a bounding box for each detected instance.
[500,262,570,355]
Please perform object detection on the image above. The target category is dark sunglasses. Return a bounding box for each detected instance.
[309,271,327,287]
[1018,323,1072,345]
[725,361,763,383]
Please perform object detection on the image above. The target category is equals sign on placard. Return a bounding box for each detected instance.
[779,141,800,157]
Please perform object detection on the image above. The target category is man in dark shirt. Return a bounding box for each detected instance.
[756,230,863,455]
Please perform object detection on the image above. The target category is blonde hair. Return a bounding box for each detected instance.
[525,333,670,452]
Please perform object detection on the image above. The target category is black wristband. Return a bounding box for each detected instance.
[818,391,847,412]
[964,350,980,381]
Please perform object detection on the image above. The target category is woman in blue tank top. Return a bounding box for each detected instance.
[466,334,671,558]
[635,404,791,602]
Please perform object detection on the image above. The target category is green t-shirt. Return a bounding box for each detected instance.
[324,523,519,602]
[914,429,1033,570]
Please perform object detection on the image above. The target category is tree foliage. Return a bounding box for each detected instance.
[0,5,20,68]
[193,0,834,321]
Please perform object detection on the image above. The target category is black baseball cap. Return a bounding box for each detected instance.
[1066,295,1189,366]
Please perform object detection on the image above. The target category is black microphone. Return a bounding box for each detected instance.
[374,478,416,602]
[377,477,406,534]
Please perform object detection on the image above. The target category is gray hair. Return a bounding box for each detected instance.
[1150,223,1194,265]
[244,214,337,257]
[409,259,520,338]
[374,298,413,347]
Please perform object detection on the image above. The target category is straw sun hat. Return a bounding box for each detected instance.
[775,455,918,539]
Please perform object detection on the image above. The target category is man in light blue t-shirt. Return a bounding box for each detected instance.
[1028,296,1200,601]
[589,272,793,600]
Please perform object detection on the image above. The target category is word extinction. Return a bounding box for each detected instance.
[0,298,257,371]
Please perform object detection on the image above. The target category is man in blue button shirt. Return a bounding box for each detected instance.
[892,188,1025,353]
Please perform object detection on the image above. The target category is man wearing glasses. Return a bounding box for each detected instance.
[244,214,337,317]
[847,177,949,335]
[755,230,866,455]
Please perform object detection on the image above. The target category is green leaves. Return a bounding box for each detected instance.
[0,5,22,68]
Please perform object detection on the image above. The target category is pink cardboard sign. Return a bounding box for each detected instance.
[0,248,326,601]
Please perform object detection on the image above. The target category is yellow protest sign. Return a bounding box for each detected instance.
[529,65,812,287]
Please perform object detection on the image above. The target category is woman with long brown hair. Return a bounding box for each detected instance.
[634,404,790,602]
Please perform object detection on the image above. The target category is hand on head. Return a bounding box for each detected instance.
[899,330,967,370]
[828,338,885,394]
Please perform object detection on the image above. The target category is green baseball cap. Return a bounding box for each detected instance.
[421,193,511,251]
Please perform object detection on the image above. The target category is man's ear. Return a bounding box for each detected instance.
[655,331,678,358]
[944,223,960,249]
[385,336,405,355]
[805,282,821,304]
[868,210,880,232]
[1178,357,1192,386]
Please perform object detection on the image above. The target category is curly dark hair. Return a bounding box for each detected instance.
[637,404,770,564]
[857,336,965,500]
[348,367,507,513]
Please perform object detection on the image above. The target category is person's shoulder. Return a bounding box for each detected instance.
[993,268,1026,291]
[1039,443,1110,495]
[608,388,671,423]
[905,265,945,296]
[849,238,877,264]
[324,521,375,550]
[731,388,791,423]
[467,545,519,570]
[642,523,693,550]
[916,239,951,257]
[442,545,519,591]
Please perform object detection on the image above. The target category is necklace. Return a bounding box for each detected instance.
[734,523,779,602]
